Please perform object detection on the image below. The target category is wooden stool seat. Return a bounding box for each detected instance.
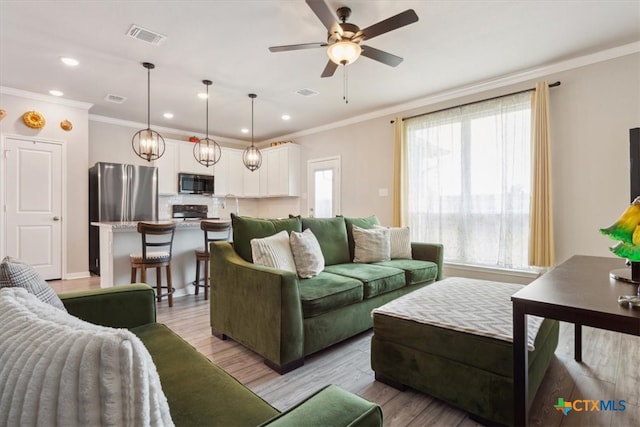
[193,221,230,300]
[130,222,176,307]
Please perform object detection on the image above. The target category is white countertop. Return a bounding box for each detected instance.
[90,219,231,230]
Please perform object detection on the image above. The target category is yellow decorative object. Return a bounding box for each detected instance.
[60,120,73,131]
[22,111,45,129]
[600,196,640,260]
[0,109,6,120]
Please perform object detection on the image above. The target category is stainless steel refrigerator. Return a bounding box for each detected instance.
[89,162,158,275]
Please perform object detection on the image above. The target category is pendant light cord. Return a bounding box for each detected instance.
[205,84,209,138]
[147,66,151,128]
[251,96,254,147]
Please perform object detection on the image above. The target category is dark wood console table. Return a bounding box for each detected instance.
[511,255,640,426]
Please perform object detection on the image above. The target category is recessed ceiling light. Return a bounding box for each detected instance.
[281,114,291,121]
[197,92,208,100]
[241,128,249,134]
[163,112,174,119]
[49,90,64,97]
[60,57,79,67]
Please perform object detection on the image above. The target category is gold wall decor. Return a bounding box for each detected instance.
[60,120,73,131]
[0,109,6,121]
[22,110,45,129]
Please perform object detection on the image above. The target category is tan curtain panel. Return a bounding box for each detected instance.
[529,81,555,267]
[393,117,408,227]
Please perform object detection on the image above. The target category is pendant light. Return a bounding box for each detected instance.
[242,93,262,172]
[132,62,165,161]
[193,79,221,167]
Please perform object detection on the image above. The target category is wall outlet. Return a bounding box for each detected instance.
[378,188,389,197]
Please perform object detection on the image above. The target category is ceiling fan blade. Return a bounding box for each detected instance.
[306,0,338,31]
[361,45,403,67]
[321,60,338,78]
[361,9,419,41]
[269,42,327,52]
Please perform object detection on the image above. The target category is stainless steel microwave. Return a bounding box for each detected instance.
[178,173,214,194]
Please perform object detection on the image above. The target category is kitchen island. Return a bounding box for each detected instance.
[90,220,230,297]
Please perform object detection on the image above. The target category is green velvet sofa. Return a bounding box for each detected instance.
[59,284,383,426]
[210,214,443,374]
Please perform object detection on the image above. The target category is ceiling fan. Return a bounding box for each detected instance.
[269,0,419,78]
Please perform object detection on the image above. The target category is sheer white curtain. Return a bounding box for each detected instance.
[405,92,532,268]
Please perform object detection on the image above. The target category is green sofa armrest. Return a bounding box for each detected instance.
[210,242,304,370]
[59,284,156,329]
[411,242,444,281]
[259,385,382,427]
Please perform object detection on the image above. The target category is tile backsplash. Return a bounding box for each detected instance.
[159,194,259,220]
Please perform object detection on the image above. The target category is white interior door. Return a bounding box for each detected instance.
[4,137,63,279]
[307,156,341,218]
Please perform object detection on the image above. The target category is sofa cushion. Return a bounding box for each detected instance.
[132,322,279,426]
[0,256,66,311]
[344,215,380,260]
[324,263,406,299]
[0,287,172,426]
[290,229,325,278]
[298,272,363,318]
[352,225,391,263]
[301,217,351,266]
[232,214,302,262]
[251,230,297,273]
[373,259,439,286]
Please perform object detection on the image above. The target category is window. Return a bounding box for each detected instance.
[405,92,532,269]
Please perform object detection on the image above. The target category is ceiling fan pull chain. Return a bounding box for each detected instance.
[343,65,349,104]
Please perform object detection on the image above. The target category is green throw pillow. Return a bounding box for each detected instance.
[301,217,350,266]
[231,214,302,262]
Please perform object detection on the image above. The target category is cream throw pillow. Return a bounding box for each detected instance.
[352,225,390,263]
[290,229,324,278]
[250,230,297,273]
[375,225,412,259]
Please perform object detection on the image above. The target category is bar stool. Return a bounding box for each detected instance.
[130,222,177,307]
[193,221,231,300]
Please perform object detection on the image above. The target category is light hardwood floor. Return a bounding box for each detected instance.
[49,277,639,427]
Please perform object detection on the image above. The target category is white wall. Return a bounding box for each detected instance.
[283,52,640,270]
[0,92,90,278]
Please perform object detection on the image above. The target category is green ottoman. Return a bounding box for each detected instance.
[370,277,558,426]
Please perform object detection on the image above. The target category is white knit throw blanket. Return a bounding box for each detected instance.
[0,288,174,427]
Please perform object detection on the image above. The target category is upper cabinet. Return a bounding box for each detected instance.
[153,139,300,198]
[264,144,300,197]
[178,143,214,176]
[154,140,179,195]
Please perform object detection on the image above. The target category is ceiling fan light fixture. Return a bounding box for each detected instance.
[327,40,361,65]
[132,62,165,162]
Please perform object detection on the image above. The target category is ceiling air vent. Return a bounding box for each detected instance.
[296,88,319,97]
[104,94,127,104]
[126,24,167,46]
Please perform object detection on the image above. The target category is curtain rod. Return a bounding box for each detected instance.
[390,81,561,124]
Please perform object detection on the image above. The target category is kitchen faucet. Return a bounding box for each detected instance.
[221,193,239,216]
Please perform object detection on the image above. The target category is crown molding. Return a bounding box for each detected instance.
[88,114,247,146]
[269,41,640,143]
[0,86,93,110]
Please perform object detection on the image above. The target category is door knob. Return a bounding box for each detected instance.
[53,216,60,221]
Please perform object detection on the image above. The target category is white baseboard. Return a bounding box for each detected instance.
[443,263,541,285]
[63,271,91,280]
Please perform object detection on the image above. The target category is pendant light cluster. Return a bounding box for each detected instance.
[193,79,221,167]
[131,62,262,171]
[242,93,262,172]
[132,62,165,162]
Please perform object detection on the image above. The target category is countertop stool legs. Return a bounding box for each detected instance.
[193,221,231,300]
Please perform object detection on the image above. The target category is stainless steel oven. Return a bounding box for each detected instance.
[178,173,214,194]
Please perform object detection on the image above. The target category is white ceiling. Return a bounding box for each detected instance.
[1,1,639,143]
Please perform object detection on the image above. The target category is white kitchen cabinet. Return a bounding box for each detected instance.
[264,144,300,197]
[154,140,179,194]
[179,143,214,176]
[243,166,260,197]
